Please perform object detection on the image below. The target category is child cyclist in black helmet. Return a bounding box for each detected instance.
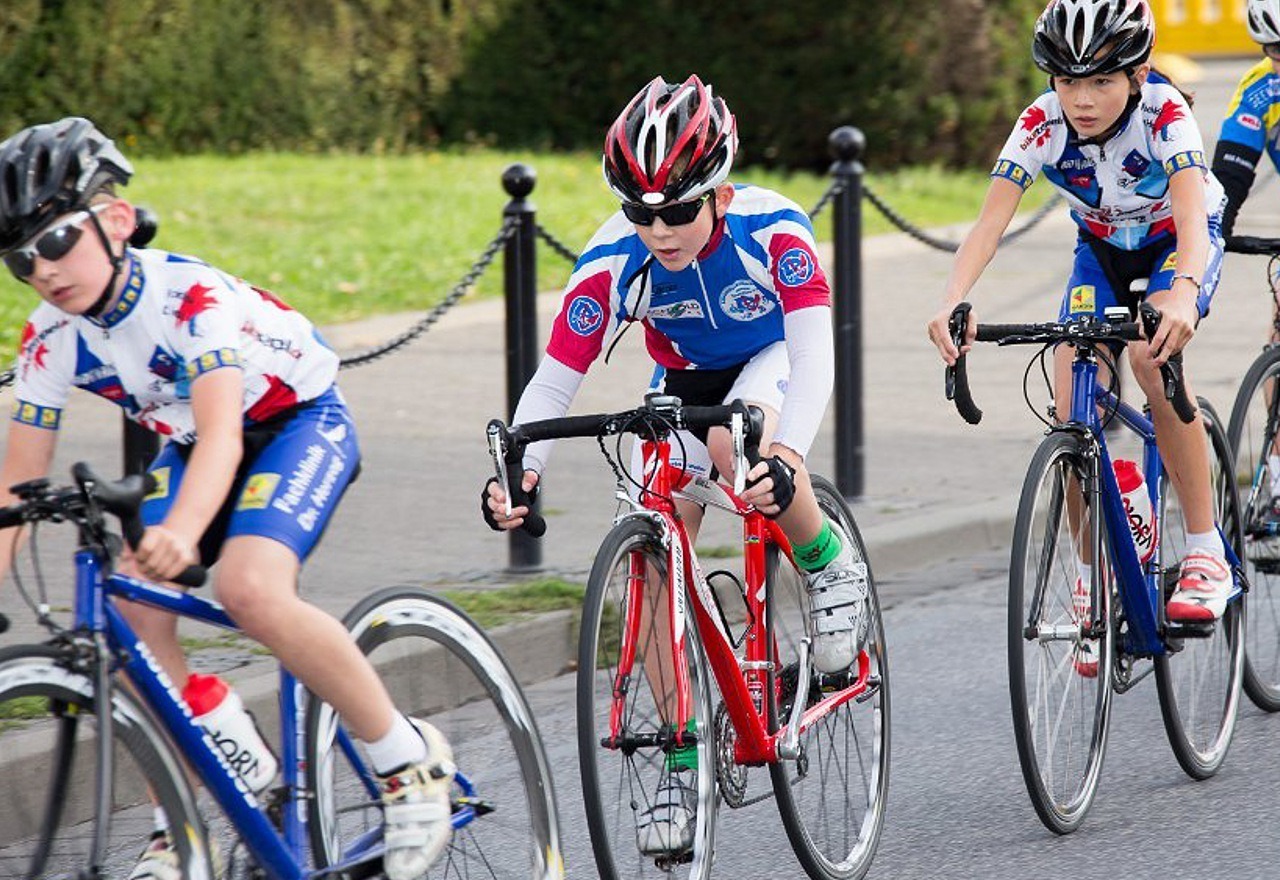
[0,118,451,880]
[482,74,870,857]
[927,0,1229,640]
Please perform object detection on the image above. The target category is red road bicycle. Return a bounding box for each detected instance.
[488,396,889,880]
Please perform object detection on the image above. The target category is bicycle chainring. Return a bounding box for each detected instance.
[713,701,749,808]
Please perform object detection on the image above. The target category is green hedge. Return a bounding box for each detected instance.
[0,0,1041,170]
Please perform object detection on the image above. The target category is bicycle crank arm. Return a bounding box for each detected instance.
[776,638,812,761]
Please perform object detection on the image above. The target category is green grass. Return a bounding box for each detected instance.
[0,695,50,731]
[0,148,1055,362]
[440,577,584,629]
[697,544,742,559]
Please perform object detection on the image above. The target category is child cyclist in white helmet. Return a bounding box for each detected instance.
[0,117,451,880]
[482,74,870,857]
[927,0,1230,634]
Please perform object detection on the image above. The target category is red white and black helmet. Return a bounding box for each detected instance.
[1247,0,1280,43]
[603,75,738,206]
[1032,0,1155,77]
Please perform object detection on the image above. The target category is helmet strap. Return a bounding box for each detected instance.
[84,210,125,319]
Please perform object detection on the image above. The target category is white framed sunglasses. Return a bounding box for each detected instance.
[3,205,107,280]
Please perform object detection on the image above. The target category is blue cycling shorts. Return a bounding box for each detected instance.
[141,386,361,566]
[1057,220,1224,322]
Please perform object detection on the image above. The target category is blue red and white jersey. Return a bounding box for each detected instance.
[1218,58,1280,173]
[11,247,339,442]
[992,77,1226,250]
[545,185,829,373]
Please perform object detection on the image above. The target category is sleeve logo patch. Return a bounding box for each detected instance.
[567,295,604,336]
[1240,113,1263,131]
[777,247,816,287]
[1069,285,1095,314]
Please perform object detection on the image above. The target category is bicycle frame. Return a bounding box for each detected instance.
[74,545,482,880]
[1063,350,1242,658]
[605,435,872,768]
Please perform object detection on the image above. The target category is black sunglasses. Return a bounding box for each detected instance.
[1265,42,1280,60]
[621,192,712,227]
[2,208,101,280]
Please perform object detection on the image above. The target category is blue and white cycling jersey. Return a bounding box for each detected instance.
[992,76,1225,250]
[1213,59,1280,236]
[545,185,830,373]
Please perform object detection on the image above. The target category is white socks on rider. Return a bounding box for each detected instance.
[364,713,429,775]
[1186,529,1225,559]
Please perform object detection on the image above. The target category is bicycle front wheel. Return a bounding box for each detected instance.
[0,644,214,880]
[307,587,563,880]
[1155,400,1247,778]
[577,517,717,880]
[1008,432,1114,834]
[1226,347,1280,711]
[764,476,888,880]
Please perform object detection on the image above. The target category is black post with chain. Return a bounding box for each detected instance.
[829,126,866,500]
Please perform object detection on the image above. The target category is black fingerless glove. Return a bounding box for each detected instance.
[480,476,539,531]
[746,455,796,518]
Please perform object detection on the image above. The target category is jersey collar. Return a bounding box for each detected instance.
[88,252,144,329]
[696,215,728,261]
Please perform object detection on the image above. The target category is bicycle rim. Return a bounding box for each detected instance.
[1008,433,1113,834]
[0,644,212,880]
[1226,348,1280,711]
[307,587,563,880]
[577,518,717,880]
[767,476,888,880]
[1155,401,1246,778]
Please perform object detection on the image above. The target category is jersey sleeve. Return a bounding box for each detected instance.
[544,215,637,373]
[764,213,830,313]
[1147,87,1208,177]
[165,268,246,384]
[1218,60,1274,159]
[991,96,1054,191]
[11,311,76,431]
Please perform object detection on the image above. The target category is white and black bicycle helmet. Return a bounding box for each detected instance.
[603,75,738,206]
[1032,0,1155,77]
[1247,0,1280,44]
[0,117,132,252]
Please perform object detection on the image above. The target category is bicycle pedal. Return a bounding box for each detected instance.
[1165,620,1215,640]
[654,849,695,869]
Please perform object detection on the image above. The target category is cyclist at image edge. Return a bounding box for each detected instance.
[482,75,870,855]
[1211,0,1280,513]
[0,118,451,880]
[926,0,1231,626]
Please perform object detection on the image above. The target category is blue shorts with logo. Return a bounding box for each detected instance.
[141,386,361,566]
[1056,220,1224,322]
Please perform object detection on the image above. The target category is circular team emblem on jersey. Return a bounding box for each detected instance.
[777,247,815,287]
[719,280,777,322]
[567,295,604,336]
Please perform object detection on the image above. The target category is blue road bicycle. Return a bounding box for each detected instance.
[0,463,562,879]
[945,300,1246,834]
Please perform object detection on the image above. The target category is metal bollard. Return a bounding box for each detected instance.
[829,126,865,500]
[501,163,543,572]
[122,415,158,477]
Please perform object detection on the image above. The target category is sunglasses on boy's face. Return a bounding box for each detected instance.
[1265,42,1280,60]
[2,207,103,281]
[621,192,712,227]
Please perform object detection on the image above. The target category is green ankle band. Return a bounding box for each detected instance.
[666,719,698,772]
[795,519,841,572]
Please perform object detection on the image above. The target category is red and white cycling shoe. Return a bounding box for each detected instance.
[1166,549,1232,623]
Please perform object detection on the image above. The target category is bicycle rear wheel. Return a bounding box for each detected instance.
[577,517,717,880]
[1155,400,1247,778]
[0,644,214,880]
[766,476,888,880]
[1008,432,1114,834]
[306,587,563,880]
[1226,346,1280,711]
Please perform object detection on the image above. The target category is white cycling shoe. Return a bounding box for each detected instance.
[804,525,871,674]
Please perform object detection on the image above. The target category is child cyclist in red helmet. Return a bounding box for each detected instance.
[482,74,870,856]
[927,0,1229,635]
[0,118,451,880]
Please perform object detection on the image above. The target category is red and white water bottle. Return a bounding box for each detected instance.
[1114,459,1156,565]
[182,673,278,793]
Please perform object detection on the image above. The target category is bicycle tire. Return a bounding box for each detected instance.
[1155,399,1247,778]
[306,586,563,880]
[1008,431,1114,834]
[0,643,214,880]
[766,475,889,880]
[576,517,717,880]
[1226,346,1280,711]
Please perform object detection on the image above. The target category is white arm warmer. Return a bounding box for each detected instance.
[772,306,834,458]
[511,355,587,474]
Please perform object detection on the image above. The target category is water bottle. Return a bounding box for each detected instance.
[1114,459,1156,565]
[182,673,278,793]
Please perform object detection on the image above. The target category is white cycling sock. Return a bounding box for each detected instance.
[1076,562,1092,587]
[153,806,169,834]
[1185,529,1224,559]
[1270,454,1280,496]
[364,713,429,775]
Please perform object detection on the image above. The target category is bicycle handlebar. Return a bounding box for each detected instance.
[487,397,767,537]
[1225,235,1280,256]
[945,301,1196,426]
[0,463,206,588]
